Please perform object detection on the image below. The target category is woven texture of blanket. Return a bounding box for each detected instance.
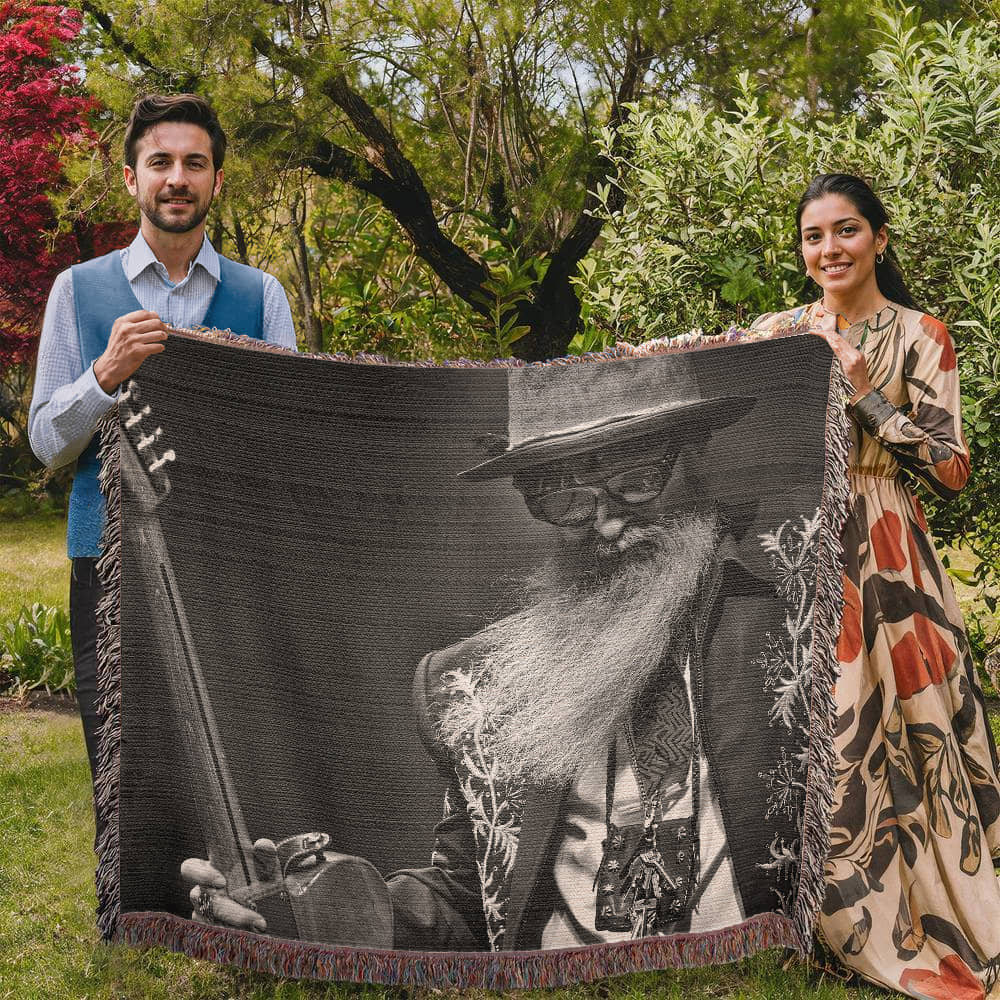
[94,329,850,988]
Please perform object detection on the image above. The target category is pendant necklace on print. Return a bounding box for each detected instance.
[593,735,698,937]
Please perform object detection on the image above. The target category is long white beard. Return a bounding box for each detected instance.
[437,512,718,786]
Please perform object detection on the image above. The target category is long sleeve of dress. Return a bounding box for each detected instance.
[849,316,970,500]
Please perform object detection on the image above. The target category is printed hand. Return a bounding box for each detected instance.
[93,310,170,394]
[810,306,874,402]
[180,856,268,932]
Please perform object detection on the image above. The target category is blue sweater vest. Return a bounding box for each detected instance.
[67,249,265,557]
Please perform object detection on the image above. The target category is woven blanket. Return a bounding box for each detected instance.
[94,327,851,988]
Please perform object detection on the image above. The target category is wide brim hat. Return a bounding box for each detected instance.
[459,353,756,482]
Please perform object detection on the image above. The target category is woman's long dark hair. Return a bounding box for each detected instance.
[795,173,923,311]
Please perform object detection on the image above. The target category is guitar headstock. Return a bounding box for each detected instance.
[120,379,175,510]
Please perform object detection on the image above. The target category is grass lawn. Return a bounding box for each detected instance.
[1,513,994,999]
[0,708,895,1000]
[0,513,70,622]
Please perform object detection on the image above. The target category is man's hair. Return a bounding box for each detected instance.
[124,94,227,172]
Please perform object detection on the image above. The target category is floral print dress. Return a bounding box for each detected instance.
[750,300,1000,999]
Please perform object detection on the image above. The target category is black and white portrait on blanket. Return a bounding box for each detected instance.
[107,329,843,970]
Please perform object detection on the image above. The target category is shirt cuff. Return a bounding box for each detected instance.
[83,361,121,406]
[848,389,897,436]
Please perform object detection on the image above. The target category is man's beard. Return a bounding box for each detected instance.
[437,511,718,786]
[139,189,212,234]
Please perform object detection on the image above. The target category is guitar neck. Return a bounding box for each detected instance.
[155,551,259,887]
[119,382,258,891]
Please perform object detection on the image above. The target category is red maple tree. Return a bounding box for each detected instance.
[0,2,134,481]
[0,2,93,365]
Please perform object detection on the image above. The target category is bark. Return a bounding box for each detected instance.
[73,220,95,262]
[211,217,224,256]
[289,197,322,352]
[232,216,249,265]
[805,5,820,118]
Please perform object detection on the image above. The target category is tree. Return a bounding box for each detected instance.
[82,0,933,360]
[0,1,132,495]
[575,9,1000,663]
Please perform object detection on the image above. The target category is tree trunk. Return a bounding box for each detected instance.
[232,215,249,265]
[72,219,95,261]
[805,5,820,117]
[511,278,582,361]
[289,199,322,352]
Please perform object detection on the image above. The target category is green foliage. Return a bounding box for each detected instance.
[299,191,541,359]
[301,195,482,360]
[0,484,63,519]
[576,7,1000,661]
[468,234,546,356]
[0,603,75,696]
[67,0,983,363]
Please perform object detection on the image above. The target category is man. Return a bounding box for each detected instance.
[28,93,297,805]
[184,357,801,951]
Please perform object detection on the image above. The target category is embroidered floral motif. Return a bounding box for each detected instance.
[755,509,822,912]
[440,664,524,950]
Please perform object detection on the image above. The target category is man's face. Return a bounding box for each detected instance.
[517,436,697,560]
[440,433,717,785]
[123,122,223,235]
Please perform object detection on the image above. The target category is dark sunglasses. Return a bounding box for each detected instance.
[522,454,677,527]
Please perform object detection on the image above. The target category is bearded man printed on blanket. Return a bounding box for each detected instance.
[183,356,793,951]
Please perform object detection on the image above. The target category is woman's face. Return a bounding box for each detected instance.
[799,192,888,299]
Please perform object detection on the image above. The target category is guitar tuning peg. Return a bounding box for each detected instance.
[125,405,151,429]
[136,427,163,452]
[149,449,175,473]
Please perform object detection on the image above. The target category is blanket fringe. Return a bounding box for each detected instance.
[115,910,796,988]
[789,365,852,953]
[94,408,123,939]
[164,321,806,367]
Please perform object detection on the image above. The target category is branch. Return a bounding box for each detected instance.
[249,31,427,201]
[302,137,491,308]
[500,29,651,360]
[79,0,199,88]
[503,31,544,171]
[542,29,652,289]
[247,31,494,314]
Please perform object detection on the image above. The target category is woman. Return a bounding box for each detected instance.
[751,173,1000,998]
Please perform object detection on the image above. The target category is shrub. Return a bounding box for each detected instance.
[573,8,1000,668]
[0,603,74,696]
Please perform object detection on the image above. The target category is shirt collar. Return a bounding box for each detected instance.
[124,230,220,283]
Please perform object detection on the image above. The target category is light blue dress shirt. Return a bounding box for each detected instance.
[29,231,298,470]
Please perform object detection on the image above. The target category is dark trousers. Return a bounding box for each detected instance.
[70,556,104,842]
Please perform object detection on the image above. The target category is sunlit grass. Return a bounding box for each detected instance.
[0,513,69,622]
[0,707,902,1000]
